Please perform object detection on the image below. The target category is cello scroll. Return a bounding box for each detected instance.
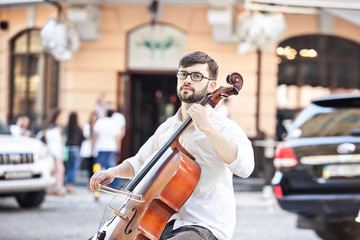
[206,72,244,108]
[226,72,243,95]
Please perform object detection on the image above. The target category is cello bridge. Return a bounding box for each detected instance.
[106,205,128,220]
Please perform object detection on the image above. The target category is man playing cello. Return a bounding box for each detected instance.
[90,51,254,240]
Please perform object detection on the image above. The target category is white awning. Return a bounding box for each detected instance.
[245,0,360,26]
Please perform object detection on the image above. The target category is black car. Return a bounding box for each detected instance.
[272,94,360,240]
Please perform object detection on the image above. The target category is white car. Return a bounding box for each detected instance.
[0,121,55,208]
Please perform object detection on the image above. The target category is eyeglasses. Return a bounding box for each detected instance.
[176,71,215,82]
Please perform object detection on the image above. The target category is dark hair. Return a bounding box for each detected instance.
[179,51,219,80]
[106,109,114,117]
[43,108,60,130]
[66,112,83,146]
[68,112,78,131]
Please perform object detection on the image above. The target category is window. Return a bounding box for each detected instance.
[278,35,360,89]
[277,35,360,110]
[9,29,59,130]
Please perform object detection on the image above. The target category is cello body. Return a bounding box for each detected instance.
[95,144,200,240]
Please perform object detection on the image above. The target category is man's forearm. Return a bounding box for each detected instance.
[108,161,135,179]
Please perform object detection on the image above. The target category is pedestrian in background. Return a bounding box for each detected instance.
[64,112,84,193]
[94,92,109,119]
[43,108,65,196]
[93,108,121,188]
[80,111,99,181]
[10,115,33,137]
[111,104,126,163]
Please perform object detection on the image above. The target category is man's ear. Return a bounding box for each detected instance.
[208,81,217,92]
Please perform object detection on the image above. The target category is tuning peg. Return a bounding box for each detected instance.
[232,88,239,95]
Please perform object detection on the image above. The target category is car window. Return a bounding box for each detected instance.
[290,107,360,138]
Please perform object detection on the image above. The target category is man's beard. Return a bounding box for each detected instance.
[177,83,208,103]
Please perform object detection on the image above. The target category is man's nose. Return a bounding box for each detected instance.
[184,74,192,83]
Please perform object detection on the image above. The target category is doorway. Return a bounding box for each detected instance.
[126,73,180,157]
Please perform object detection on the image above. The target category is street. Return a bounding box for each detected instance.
[233,188,319,240]
[0,176,320,240]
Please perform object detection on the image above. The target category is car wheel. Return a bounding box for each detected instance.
[15,190,46,208]
[315,221,360,240]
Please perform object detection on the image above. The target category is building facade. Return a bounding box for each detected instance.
[1,1,360,171]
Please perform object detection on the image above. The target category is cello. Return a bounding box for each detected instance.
[91,72,244,240]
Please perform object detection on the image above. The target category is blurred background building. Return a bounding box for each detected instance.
[0,0,359,177]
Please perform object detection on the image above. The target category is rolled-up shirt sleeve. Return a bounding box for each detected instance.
[221,120,255,178]
[228,139,254,178]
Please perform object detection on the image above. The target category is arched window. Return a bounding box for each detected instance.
[278,35,360,89]
[277,35,360,111]
[9,28,59,130]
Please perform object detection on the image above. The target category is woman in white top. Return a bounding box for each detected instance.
[80,111,99,180]
[43,108,66,196]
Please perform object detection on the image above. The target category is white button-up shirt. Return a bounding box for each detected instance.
[125,106,254,240]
